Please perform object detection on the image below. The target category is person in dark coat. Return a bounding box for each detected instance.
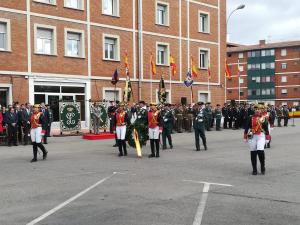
[5,107,18,146]
[161,104,174,150]
[40,102,50,144]
[20,103,31,145]
[193,102,207,151]
[222,103,229,129]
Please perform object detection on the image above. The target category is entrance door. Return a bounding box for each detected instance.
[47,95,60,122]
[0,88,8,107]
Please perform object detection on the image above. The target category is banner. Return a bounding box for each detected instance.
[90,102,108,132]
[59,102,81,132]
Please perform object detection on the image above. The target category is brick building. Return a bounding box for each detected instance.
[227,40,300,107]
[0,0,226,128]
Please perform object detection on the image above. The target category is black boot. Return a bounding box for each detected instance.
[31,142,38,162]
[37,143,48,160]
[167,135,173,149]
[122,140,127,156]
[251,151,258,175]
[155,139,160,158]
[148,139,155,158]
[257,151,265,175]
[203,138,208,151]
[117,139,123,156]
[113,136,118,147]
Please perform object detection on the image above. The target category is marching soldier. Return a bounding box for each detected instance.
[30,104,48,162]
[147,103,161,158]
[161,104,174,150]
[114,102,130,157]
[204,102,212,131]
[215,104,222,131]
[244,104,270,175]
[193,102,207,151]
[283,105,290,127]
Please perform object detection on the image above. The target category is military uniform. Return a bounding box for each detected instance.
[147,104,161,158]
[175,106,183,133]
[276,107,283,127]
[215,105,222,131]
[193,103,207,151]
[186,106,194,132]
[204,104,212,131]
[283,106,289,127]
[222,104,229,129]
[161,106,174,149]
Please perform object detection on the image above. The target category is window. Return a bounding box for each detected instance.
[261,77,266,82]
[248,51,260,57]
[293,102,299,106]
[240,91,244,96]
[156,43,169,65]
[34,0,56,5]
[248,89,252,96]
[64,0,83,10]
[294,88,298,92]
[35,24,57,55]
[65,29,85,58]
[281,63,287,69]
[104,89,121,101]
[281,48,287,56]
[238,53,244,59]
[281,89,288,94]
[228,90,232,94]
[281,76,287,83]
[261,62,275,69]
[238,65,244,72]
[256,77,261,83]
[103,34,120,61]
[271,88,275,95]
[261,49,275,56]
[262,89,266,95]
[248,64,260,70]
[266,89,271,95]
[199,49,209,69]
[239,78,244,84]
[199,12,209,33]
[0,19,11,51]
[156,2,169,26]
[266,76,271,82]
[102,0,119,16]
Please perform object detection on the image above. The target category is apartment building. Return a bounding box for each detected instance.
[0,0,226,128]
[227,40,300,107]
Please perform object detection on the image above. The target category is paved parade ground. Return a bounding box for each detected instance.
[1,121,300,225]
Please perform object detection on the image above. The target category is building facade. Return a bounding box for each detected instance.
[0,0,226,128]
[227,40,300,107]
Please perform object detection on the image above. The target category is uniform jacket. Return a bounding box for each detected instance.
[244,115,270,136]
[193,108,206,130]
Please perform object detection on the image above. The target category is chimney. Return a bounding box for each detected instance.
[259,40,266,46]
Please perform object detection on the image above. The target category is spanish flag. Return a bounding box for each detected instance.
[225,60,232,79]
[208,61,211,80]
[170,54,177,76]
[150,54,156,75]
[124,52,129,76]
[191,56,198,77]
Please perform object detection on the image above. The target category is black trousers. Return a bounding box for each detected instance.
[223,117,228,128]
[284,117,289,126]
[251,151,265,173]
[194,128,206,150]
[17,124,22,143]
[23,124,30,145]
[7,125,17,145]
[216,119,221,130]
[277,118,282,127]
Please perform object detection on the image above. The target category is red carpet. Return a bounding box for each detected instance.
[82,133,115,140]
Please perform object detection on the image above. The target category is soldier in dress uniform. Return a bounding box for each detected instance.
[244,104,270,175]
[193,102,207,151]
[204,102,212,131]
[135,101,148,126]
[186,105,194,132]
[114,102,130,157]
[161,104,174,150]
[91,102,101,134]
[147,103,161,158]
[283,105,290,126]
[175,105,183,133]
[30,104,48,162]
[269,105,276,128]
[222,103,229,129]
[215,104,222,131]
[276,105,283,127]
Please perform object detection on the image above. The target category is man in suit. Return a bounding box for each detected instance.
[40,102,50,144]
[5,107,18,146]
[20,103,32,145]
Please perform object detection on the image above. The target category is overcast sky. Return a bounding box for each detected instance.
[227,0,300,45]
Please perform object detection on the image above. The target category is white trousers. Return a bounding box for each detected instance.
[31,127,42,143]
[149,126,159,140]
[249,133,266,151]
[116,125,126,140]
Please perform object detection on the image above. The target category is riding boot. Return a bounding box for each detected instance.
[122,140,127,156]
[37,143,48,160]
[257,151,265,174]
[167,135,173,149]
[149,139,155,158]
[117,139,123,156]
[251,151,258,175]
[155,139,160,158]
[31,142,38,162]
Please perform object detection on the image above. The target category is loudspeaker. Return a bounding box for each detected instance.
[181,97,187,105]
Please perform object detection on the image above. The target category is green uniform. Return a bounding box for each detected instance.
[175,107,183,133]
[215,108,222,131]
[193,108,207,151]
[276,108,283,127]
[283,107,289,126]
[162,109,174,149]
[204,107,212,131]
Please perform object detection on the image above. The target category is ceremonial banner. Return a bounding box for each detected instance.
[59,102,81,132]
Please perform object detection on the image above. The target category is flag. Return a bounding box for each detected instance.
[208,64,211,80]
[225,60,232,79]
[123,75,132,103]
[158,76,166,104]
[111,69,119,85]
[124,52,129,76]
[184,71,194,87]
[170,55,177,76]
[150,54,156,75]
[191,56,198,77]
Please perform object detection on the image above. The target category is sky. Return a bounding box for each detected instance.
[227,0,300,45]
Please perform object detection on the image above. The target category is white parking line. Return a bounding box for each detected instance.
[26,172,119,225]
[183,180,233,225]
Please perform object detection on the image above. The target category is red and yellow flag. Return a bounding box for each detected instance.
[124,52,129,76]
[191,56,198,77]
[208,61,211,80]
[225,60,232,79]
[170,55,177,76]
[150,54,156,75]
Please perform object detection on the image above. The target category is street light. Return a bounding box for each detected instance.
[227,4,246,24]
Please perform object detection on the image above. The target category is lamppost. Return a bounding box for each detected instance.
[225,4,246,103]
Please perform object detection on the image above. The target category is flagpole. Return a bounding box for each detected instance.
[225,73,227,103]
[190,85,193,105]
[169,66,172,104]
[150,63,153,103]
[238,59,241,103]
